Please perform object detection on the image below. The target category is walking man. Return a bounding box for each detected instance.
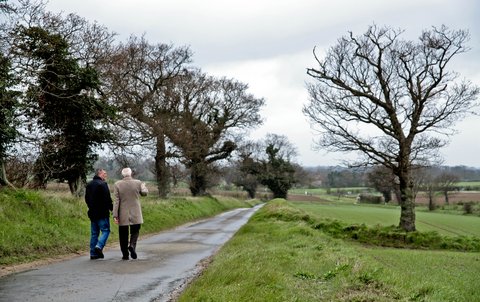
[85,168,113,259]
[113,167,148,260]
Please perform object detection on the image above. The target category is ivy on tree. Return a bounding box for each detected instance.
[17,26,113,195]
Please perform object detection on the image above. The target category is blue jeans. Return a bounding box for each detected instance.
[90,217,110,256]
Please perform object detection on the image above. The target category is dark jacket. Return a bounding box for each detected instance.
[85,175,113,221]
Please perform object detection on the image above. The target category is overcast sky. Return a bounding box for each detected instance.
[46,0,480,167]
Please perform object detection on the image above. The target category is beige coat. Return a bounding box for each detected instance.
[113,176,148,226]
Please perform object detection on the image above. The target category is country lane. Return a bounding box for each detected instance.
[0,204,263,302]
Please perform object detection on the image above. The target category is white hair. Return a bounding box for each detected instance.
[121,167,132,177]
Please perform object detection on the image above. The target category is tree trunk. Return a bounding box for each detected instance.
[393,188,401,204]
[428,190,436,211]
[155,134,170,198]
[68,174,85,197]
[189,163,207,196]
[381,190,392,203]
[0,160,16,189]
[263,179,288,199]
[397,167,416,231]
[444,191,449,205]
[273,190,287,199]
[246,187,256,199]
[30,172,47,189]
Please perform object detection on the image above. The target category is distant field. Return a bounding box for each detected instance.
[293,202,480,237]
[456,181,480,187]
[291,187,480,205]
[290,187,370,195]
[415,191,480,205]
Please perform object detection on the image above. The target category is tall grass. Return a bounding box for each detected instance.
[0,189,89,264]
[0,189,256,266]
[179,199,480,301]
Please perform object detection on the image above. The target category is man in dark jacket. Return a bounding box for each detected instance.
[85,168,113,259]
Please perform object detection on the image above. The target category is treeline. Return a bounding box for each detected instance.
[0,0,302,198]
[96,156,480,196]
[304,165,480,208]
[302,165,480,188]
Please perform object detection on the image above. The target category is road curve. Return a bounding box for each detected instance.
[0,204,263,302]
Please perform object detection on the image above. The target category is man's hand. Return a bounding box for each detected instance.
[113,217,119,225]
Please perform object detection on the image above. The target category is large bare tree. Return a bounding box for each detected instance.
[102,35,192,197]
[163,69,265,196]
[304,25,479,231]
[435,171,460,205]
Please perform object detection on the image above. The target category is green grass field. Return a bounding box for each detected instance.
[455,181,480,187]
[294,202,480,237]
[179,199,480,301]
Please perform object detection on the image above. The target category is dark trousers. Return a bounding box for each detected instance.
[119,224,141,257]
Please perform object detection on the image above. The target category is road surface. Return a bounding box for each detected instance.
[0,204,263,302]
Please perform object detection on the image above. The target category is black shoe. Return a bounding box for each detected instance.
[90,255,99,260]
[94,247,104,259]
[128,246,137,259]
[122,255,129,260]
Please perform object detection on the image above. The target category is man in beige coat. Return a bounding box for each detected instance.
[113,167,148,260]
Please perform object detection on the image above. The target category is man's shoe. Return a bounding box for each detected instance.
[122,255,129,260]
[90,255,99,260]
[94,247,104,259]
[128,246,137,259]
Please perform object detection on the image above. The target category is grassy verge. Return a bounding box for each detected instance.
[0,189,257,266]
[179,199,480,302]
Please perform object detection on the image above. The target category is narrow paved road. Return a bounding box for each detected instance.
[0,204,263,302]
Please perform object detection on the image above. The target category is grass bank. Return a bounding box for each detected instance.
[179,199,480,301]
[0,189,257,267]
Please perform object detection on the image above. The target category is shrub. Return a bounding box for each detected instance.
[463,202,473,214]
[254,199,312,223]
[357,193,384,204]
[313,218,480,252]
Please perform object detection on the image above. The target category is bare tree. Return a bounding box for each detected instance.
[435,171,460,205]
[411,166,437,211]
[163,69,265,196]
[102,35,192,197]
[304,25,479,231]
[5,152,36,187]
